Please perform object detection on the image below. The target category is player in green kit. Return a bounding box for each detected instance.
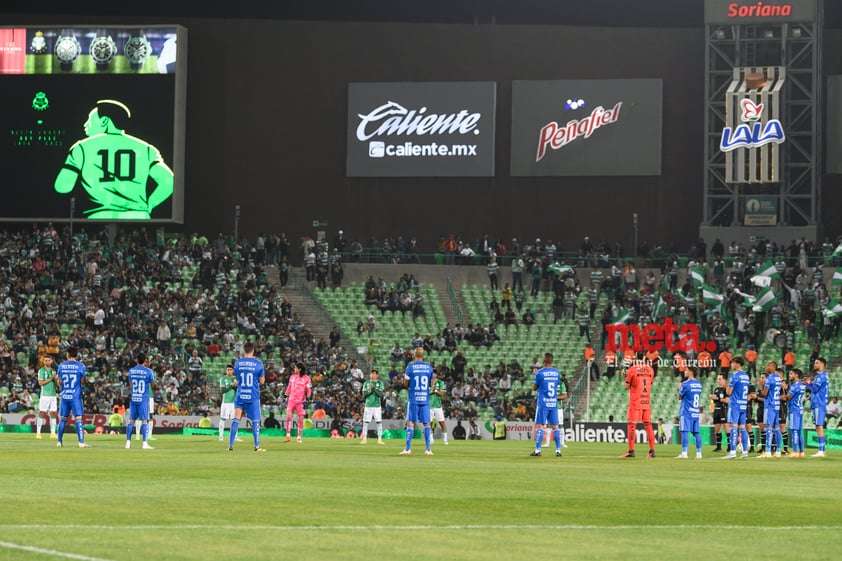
[218,364,241,442]
[429,371,449,445]
[54,99,174,219]
[36,356,58,439]
[360,369,385,444]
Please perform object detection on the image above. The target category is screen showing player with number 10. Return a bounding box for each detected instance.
[0,26,186,223]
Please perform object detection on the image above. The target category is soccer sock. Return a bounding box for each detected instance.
[142,423,149,443]
[781,429,789,451]
[75,419,84,443]
[57,418,67,443]
[721,430,728,450]
[760,429,766,450]
[126,423,134,441]
[681,432,689,453]
[297,414,304,437]
[405,425,414,451]
[441,425,448,444]
[218,419,225,439]
[774,428,783,452]
[229,419,240,447]
[147,420,153,437]
[50,417,56,434]
[818,436,826,452]
[729,426,738,452]
[535,428,544,452]
[553,429,562,452]
[423,424,431,451]
[644,423,655,452]
[741,429,750,452]
[361,422,369,439]
[376,421,382,440]
[626,422,636,452]
[136,422,141,436]
[36,416,43,434]
[252,423,260,448]
[748,428,755,450]
[790,430,798,453]
[558,426,565,447]
[285,413,292,435]
[766,428,773,453]
[694,432,702,453]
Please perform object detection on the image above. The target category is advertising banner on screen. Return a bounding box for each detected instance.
[704,0,817,24]
[347,81,496,177]
[510,79,662,176]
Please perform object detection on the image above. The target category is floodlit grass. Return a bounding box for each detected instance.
[2,434,842,560]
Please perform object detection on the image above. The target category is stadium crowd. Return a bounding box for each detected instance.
[1,224,840,428]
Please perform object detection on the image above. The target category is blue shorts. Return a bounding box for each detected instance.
[788,410,803,431]
[234,398,261,421]
[764,408,780,427]
[680,416,700,434]
[128,400,150,421]
[534,405,559,426]
[727,406,746,426]
[813,407,826,427]
[59,398,83,418]
[407,402,430,424]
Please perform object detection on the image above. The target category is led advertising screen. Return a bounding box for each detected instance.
[510,79,662,177]
[0,26,186,222]
[347,81,496,177]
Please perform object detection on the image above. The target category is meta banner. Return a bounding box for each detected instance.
[347,81,496,177]
[510,79,662,176]
[704,0,817,24]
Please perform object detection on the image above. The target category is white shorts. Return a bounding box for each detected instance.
[39,396,57,413]
[431,407,446,422]
[363,406,382,423]
[220,403,235,420]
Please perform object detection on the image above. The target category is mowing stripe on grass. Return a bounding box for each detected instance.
[0,540,115,561]
[2,524,841,531]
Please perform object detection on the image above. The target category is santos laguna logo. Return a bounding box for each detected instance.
[356,101,482,141]
[535,102,622,162]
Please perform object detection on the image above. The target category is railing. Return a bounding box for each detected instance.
[446,276,464,326]
[290,268,370,373]
[566,359,592,425]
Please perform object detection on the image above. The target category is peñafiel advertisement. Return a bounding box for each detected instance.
[510,79,663,177]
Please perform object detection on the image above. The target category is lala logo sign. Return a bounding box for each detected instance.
[719,98,785,152]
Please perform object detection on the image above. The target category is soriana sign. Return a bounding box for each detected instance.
[704,0,817,24]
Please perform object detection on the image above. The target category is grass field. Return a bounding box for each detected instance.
[2,433,842,561]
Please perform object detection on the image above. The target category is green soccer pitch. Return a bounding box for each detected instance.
[2,434,841,561]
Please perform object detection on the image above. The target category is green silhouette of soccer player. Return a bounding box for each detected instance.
[54,99,173,220]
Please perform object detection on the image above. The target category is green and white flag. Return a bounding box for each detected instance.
[547,263,573,276]
[833,243,842,258]
[833,268,842,286]
[688,266,705,288]
[652,296,666,321]
[824,300,842,318]
[750,275,772,288]
[611,309,632,325]
[702,284,724,306]
[733,288,754,307]
[755,260,781,279]
[751,287,777,312]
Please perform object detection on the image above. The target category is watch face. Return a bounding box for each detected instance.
[54,36,81,63]
[90,36,116,64]
[124,36,151,64]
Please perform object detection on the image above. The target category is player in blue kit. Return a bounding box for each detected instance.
[724,356,750,459]
[55,347,90,448]
[531,353,563,457]
[228,342,266,452]
[676,366,703,459]
[783,368,805,458]
[760,367,783,458]
[805,357,829,457]
[126,353,155,450]
[400,347,434,456]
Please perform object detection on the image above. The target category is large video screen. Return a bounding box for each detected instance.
[0,26,186,223]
